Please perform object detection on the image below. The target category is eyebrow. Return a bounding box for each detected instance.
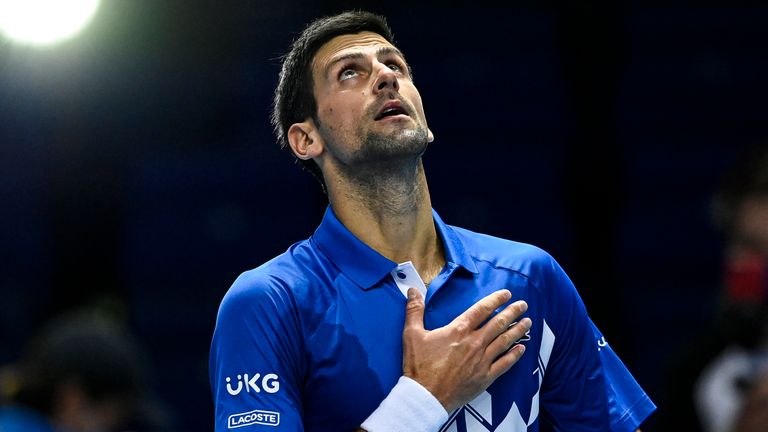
[323,46,408,79]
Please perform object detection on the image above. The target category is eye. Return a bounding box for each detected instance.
[339,67,358,81]
[387,62,403,73]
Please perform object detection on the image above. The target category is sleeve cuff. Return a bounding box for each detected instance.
[361,376,450,432]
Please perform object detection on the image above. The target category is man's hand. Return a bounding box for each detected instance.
[402,288,531,412]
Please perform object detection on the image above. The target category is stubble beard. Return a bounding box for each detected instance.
[325,121,431,215]
[356,123,429,167]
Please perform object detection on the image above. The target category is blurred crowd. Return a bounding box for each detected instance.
[0,311,172,431]
[664,145,768,432]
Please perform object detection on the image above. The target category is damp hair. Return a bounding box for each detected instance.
[271,11,396,190]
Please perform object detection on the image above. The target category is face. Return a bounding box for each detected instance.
[307,31,433,168]
[724,196,768,304]
[730,196,768,258]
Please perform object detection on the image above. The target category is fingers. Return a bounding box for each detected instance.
[451,289,512,331]
[403,287,426,332]
[485,317,531,359]
[479,300,528,344]
[489,343,527,379]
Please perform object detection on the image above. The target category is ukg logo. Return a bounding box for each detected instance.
[225,373,280,396]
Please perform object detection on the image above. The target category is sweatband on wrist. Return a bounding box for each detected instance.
[360,376,449,432]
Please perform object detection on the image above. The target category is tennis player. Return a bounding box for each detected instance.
[210,11,655,432]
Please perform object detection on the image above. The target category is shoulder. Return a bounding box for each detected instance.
[449,224,560,282]
[217,239,327,321]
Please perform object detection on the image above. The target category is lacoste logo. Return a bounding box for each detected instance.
[510,321,531,344]
[228,409,280,428]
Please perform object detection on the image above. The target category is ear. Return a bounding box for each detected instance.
[427,128,435,143]
[287,120,324,160]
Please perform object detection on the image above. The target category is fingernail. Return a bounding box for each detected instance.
[520,302,528,312]
[519,345,526,353]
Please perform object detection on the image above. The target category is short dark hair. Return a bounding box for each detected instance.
[13,312,147,415]
[271,11,395,189]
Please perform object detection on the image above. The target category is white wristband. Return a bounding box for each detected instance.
[360,376,449,432]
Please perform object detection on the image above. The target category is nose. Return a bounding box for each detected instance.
[372,61,399,94]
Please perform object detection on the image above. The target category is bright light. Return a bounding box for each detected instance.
[0,0,101,46]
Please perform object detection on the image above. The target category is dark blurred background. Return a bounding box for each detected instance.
[1,0,766,430]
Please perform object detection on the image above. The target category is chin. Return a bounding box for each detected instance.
[353,131,427,165]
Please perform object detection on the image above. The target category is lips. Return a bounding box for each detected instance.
[374,101,409,120]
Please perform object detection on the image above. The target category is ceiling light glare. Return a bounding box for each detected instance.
[0,0,101,46]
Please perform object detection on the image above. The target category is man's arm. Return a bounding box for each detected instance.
[210,277,305,431]
[537,253,655,431]
[359,288,531,431]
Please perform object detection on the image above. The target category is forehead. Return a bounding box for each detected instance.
[736,197,768,248]
[312,31,398,73]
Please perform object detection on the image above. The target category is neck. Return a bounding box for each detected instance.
[326,159,445,284]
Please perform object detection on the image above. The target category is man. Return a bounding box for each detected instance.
[210,11,655,431]
[663,145,768,432]
[0,311,170,432]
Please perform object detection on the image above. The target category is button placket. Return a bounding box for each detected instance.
[389,261,427,299]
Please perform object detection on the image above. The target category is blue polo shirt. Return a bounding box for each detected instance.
[209,207,655,431]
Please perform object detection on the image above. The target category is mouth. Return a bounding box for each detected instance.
[374,102,410,121]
